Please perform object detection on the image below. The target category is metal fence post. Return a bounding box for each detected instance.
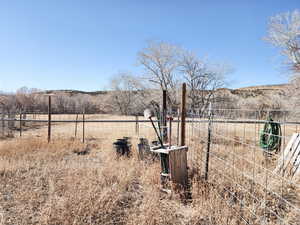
[1,111,4,137]
[75,113,78,138]
[48,96,51,143]
[177,108,180,146]
[180,83,186,146]
[204,102,213,181]
[162,90,168,143]
[82,109,85,143]
[19,110,22,137]
[135,115,139,136]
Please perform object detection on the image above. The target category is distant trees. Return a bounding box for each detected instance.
[0,88,100,115]
[138,41,181,106]
[110,72,149,115]
[15,87,37,111]
[265,9,300,110]
[180,51,229,112]
[2,41,231,116]
[138,41,230,112]
[265,9,300,73]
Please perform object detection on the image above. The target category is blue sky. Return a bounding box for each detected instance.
[0,0,299,92]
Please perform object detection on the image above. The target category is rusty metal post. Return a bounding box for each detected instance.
[204,102,213,181]
[48,96,51,143]
[19,110,22,137]
[135,115,139,135]
[180,83,186,146]
[82,109,85,143]
[168,117,173,147]
[177,108,180,145]
[1,110,4,137]
[162,90,167,143]
[74,113,78,138]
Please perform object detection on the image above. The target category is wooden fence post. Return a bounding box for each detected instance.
[204,102,213,181]
[82,109,85,143]
[48,96,51,143]
[180,83,186,146]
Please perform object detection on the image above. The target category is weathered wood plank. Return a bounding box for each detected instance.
[274,133,300,180]
[282,135,300,176]
[275,133,298,173]
[169,149,188,189]
[285,142,300,176]
[291,149,300,179]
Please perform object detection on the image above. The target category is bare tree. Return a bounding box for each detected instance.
[15,87,38,112]
[265,10,300,110]
[138,41,181,106]
[265,9,300,73]
[73,94,96,113]
[180,51,228,113]
[110,72,148,115]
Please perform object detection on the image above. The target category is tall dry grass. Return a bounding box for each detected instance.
[1,115,300,224]
[1,136,298,225]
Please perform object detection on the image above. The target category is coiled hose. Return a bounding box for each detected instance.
[259,116,281,152]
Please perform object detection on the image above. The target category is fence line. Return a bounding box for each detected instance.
[1,110,300,224]
[187,108,300,225]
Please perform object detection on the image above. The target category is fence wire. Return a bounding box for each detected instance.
[187,109,300,225]
[1,109,300,224]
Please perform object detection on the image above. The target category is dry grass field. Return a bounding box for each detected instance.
[1,114,300,224]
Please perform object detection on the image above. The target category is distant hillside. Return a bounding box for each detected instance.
[235,84,288,90]
[0,83,291,114]
[42,89,109,96]
[214,84,288,99]
[42,83,289,97]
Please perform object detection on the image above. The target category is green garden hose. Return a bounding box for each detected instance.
[259,116,281,152]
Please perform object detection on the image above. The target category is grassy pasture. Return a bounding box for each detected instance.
[0,114,299,224]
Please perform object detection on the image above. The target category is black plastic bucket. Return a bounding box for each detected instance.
[113,138,131,157]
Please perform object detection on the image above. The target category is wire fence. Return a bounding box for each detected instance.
[186,109,300,225]
[1,109,300,224]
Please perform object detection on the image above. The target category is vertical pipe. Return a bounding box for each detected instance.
[204,103,212,181]
[177,108,180,146]
[162,90,167,143]
[19,110,22,137]
[135,115,139,136]
[22,112,26,127]
[75,113,78,138]
[168,117,172,148]
[1,111,4,137]
[82,109,85,143]
[180,83,186,146]
[48,96,51,143]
